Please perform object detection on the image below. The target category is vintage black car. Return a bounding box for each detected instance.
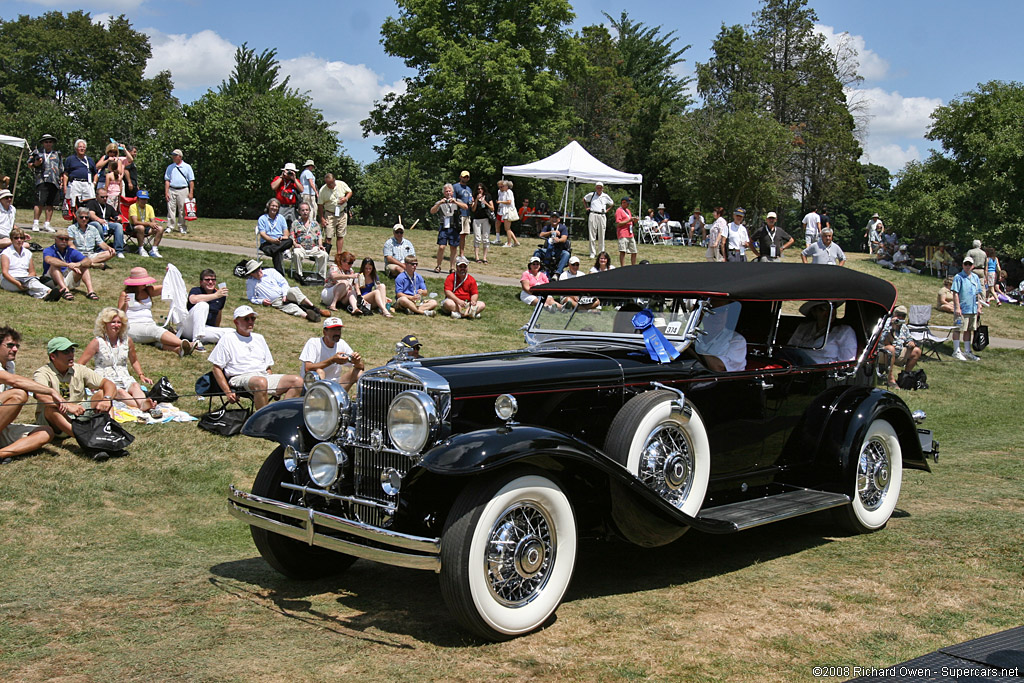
[228,262,938,641]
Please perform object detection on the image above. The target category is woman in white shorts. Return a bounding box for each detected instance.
[520,256,559,309]
[118,267,194,357]
[1,228,52,298]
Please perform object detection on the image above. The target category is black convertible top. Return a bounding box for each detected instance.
[534,262,897,310]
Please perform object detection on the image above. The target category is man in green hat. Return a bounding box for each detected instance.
[33,337,117,438]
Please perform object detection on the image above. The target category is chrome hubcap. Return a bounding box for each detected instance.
[857,437,891,510]
[640,423,694,508]
[485,502,554,607]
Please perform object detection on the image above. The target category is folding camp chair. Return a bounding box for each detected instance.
[907,304,956,360]
[195,370,255,412]
[119,196,154,252]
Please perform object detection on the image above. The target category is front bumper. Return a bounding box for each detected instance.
[228,485,441,572]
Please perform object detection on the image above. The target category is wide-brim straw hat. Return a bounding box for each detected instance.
[124,267,156,287]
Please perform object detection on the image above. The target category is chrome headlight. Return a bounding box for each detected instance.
[387,390,438,455]
[308,442,347,488]
[494,394,518,421]
[303,380,350,441]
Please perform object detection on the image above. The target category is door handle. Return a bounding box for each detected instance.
[760,380,774,390]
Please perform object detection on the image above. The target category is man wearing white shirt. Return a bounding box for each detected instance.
[582,182,614,258]
[299,317,364,390]
[0,189,16,249]
[725,208,750,262]
[801,206,821,247]
[243,259,330,322]
[209,305,303,410]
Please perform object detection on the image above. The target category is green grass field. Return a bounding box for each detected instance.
[1,217,1022,682]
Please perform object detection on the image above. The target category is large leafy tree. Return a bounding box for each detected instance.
[362,0,574,181]
[891,80,1024,254]
[556,26,639,169]
[185,48,352,218]
[0,11,184,204]
[603,12,692,175]
[696,0,862,211]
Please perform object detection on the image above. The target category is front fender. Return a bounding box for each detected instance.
[240,398,311,450]
[403,425,733,538]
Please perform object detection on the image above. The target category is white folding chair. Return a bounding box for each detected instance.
[907,304,956,361]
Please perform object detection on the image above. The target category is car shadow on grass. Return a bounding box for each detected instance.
[207,508,890,646]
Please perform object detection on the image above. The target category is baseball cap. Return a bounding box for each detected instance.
[322,316,344,329]
[529,255,542,264]
[595,182,604,187]
[46,337,78,354]
[962,256,974,264]
[136,190,149,199]
[401,334,422,348]
[171,148,183,157]
[568,255,580,265]
[393,224,404,233]
[621,196,632,203]
[233,305,257,319]
[766,211,777,219]
[894,305,908,317]
[455,255,469,266]
[460,170,470,178]
[733,207,746,215]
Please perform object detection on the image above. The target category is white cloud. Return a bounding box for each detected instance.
[143,28,237,90]
[861,142,923,172]
[91,12,114,26]
[853,87,942,139]
[279,55,406,143]
[814,24,889,82]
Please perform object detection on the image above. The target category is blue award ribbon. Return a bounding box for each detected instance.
[632,309,680,364]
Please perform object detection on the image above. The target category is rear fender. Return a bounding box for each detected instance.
[817,389,930,489]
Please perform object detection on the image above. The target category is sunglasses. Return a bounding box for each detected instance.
[202,277,217,281]
[5,342,19,348]
[56,237,70,241]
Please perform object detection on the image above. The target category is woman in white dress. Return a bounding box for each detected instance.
[117,267,194,356]
[78,307,156,412]
[496,179,521,249]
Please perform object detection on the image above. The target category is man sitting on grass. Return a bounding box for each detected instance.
[32,337,117,441]
[394,255,437,316]
[42,229,105,301]
[243,259,330,323]
[442,256,486,319]
[128,190,165,258]
[209,305,304,410]
[881,306,923,388]
[0,326,62,462]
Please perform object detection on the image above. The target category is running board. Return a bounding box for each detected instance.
[696,489,850,532]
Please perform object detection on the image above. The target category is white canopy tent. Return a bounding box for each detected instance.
[0,135,32,200]
[502,140,643,220]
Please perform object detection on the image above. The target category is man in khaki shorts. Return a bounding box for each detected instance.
[208,305,304,410]
[317,173,352,255]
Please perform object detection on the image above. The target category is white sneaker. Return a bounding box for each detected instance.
[424,310,435,317]
[43,222,52,232]
[116,252,124,259]
[138,247,149,257]
[952,349,969,361]
[149,247,162,258]
[966,350,981,361]
[450,311,461,319]
[31,221,39,231]
[179,227,187,234]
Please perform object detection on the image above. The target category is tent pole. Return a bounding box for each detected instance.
[13,144,25,204]
[638,185,643,224]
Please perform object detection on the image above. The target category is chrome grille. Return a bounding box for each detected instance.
[352,374,423,524]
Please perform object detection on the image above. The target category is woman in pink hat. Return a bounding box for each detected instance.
[117,267,194,356]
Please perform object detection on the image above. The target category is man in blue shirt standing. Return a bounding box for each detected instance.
[951,256,984,361]
[164,148,195,234]
[62,139,96,208]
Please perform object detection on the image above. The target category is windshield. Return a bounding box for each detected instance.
[530,295,698,343]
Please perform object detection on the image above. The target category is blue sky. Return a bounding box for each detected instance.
[5,0,1022,176]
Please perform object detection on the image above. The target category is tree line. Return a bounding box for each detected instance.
[1,5,1018,255]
